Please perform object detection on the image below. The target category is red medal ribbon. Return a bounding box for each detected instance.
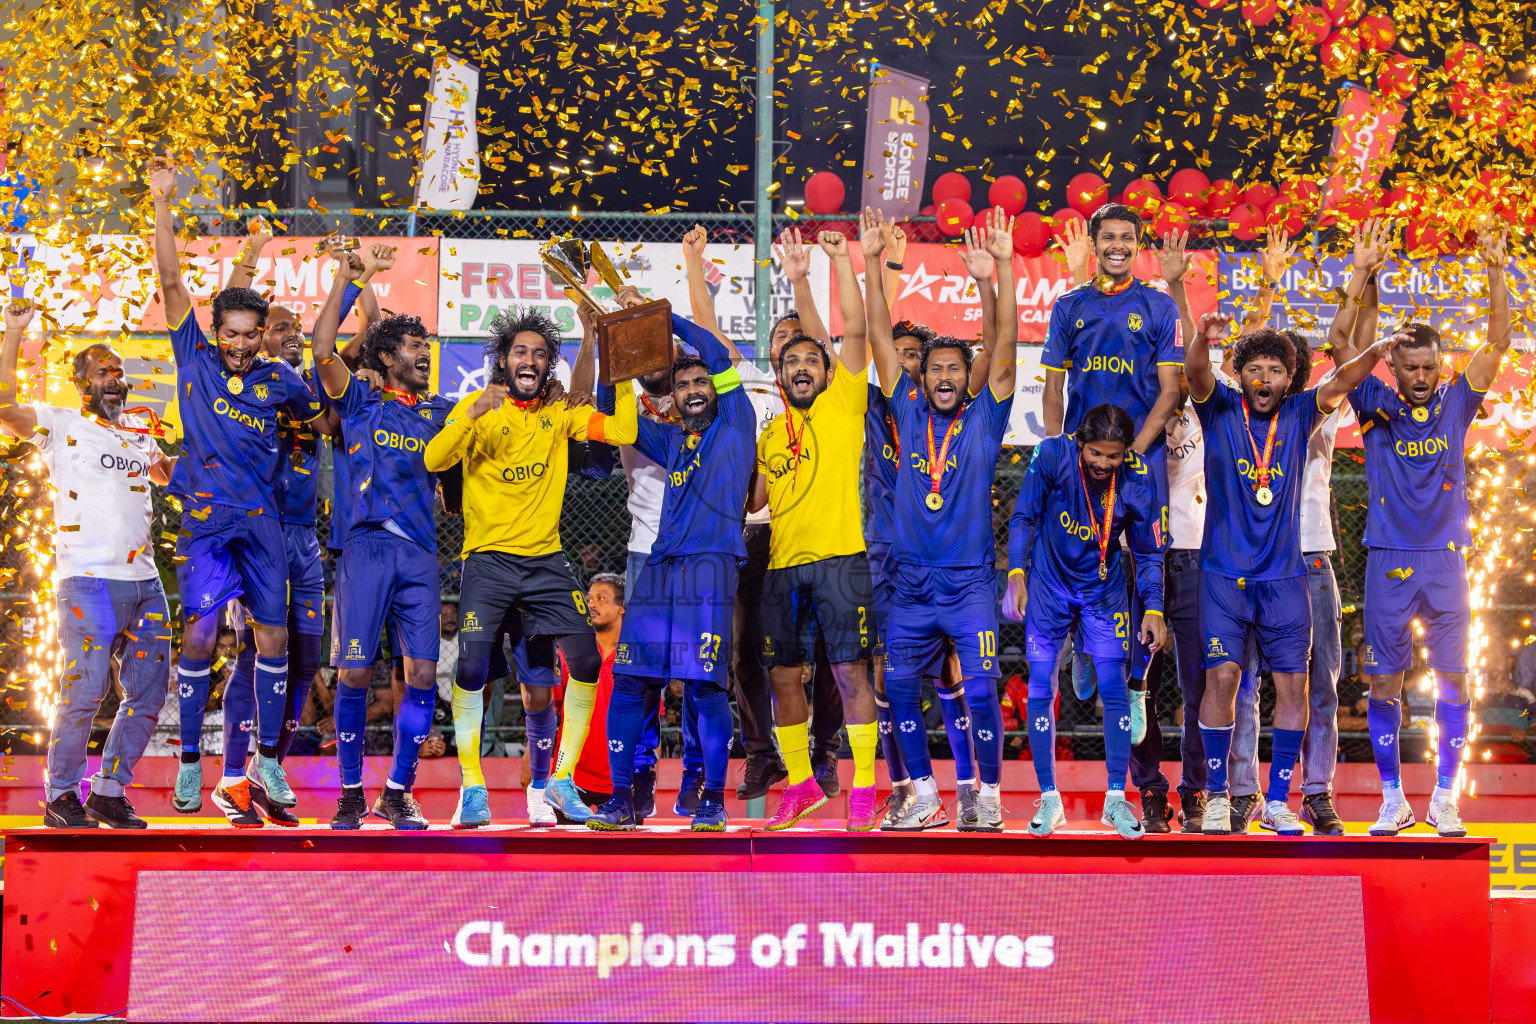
[1240,399,1279,496]
[382,386,419,407]
[926,409,964,502]
[1077,458,1117,580]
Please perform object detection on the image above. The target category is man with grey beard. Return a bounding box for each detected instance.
[0,299,176,828]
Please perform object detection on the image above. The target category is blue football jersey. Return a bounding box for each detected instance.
[1350,374,1482,550]
[330,376,451,553]
[863,382,899,549]
[635,315,756,561]
[167,312,324,513]
[1195,380,1320,580]
[1007,434,1167,611]
[1041,280,1181,448]
[887,373,1013,568]
[275,368,326,525]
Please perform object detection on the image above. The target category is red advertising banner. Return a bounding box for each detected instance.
[1319,84,1404,221]
[128,870,1367,1023]
[828,242,1220,344]
[135,235,440,334]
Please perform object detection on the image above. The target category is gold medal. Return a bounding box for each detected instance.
[1412,405,1429,423]
[227,375,244,395]
[1098,562,1108,581]
[1256,485,1274,506]
[925,492,944,511]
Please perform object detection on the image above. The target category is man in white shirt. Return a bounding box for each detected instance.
[0,300,175,829]
[684,226,845,802]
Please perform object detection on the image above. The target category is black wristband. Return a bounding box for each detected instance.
[884,259,904,271]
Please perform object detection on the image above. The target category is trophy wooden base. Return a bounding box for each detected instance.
[597,299,674,385]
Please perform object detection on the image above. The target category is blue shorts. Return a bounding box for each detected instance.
[884,563,1001,679]
[1201,573,1312,674]
[1025,576,1129,666]
[1363,547,1470,674]
[283,522,326,636]
[334,530,441,665]
[868,544,946,678]
[615,551,739,684]
[175,503,289,627]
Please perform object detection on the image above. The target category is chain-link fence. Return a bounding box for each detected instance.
[3,208,1530,766]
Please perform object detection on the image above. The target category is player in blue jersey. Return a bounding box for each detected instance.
[149,158,325,817]
[859,204,1019,832]
[587,314,757,832]
[1004,405,1168,838]
[311,254,453,829]
[1041,204,1183,745]
[1185,308,1399,836]
[1335,227,1512,837]
[210,237,391,826]
[861,211,999,826]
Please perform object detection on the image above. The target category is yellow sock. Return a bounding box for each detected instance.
[776,721,813,785]
[451,684,485,788]
[551,678,597,781]
[847,721,878,789]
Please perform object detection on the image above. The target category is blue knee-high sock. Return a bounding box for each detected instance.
[221,639,257,779]
[335,683,369,788]
[1367,697,1402,788]
[1096,659,1132,792]
[388,684,435,788]
[884,675,932,780]
[693,679,734,799]
[254,654,290,753]
[875,693,909,784]
[176,655,212,761]
[1199,721,1234,794]
[962,676,1003,786]
[1435,699,1470,789]
[937,686,976,785]
[607,672,655,801]
[1026,696,1058,792]
[276,633,321,762]
[1266,726,1304,804]
[680,682,703,775]
[525,702,558,788]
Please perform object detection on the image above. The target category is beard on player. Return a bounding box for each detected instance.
[673,357,719,433]
[776,336,831,410]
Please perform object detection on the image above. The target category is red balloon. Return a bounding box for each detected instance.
[1483,83,1513,128]
[1227,202,1264,241]
[1047,207,1087,244]
[1321,28,1360,77]
[1445,41,1484,81]
[936,197,973,237]
[1239,182,1278,210]
[1382,185,1422,219]
[1357,9,1395,52]
[1377,53,1417,99]
[1194,0,1226,8]
[1012,212,1052,257]
[1066,172,1109,216]
[1319,187,1380,227]
[1278,178,1322,210]
[1154,202,1193,238]
[932,171,972,205]
[1168,168,1212,212]
[1449,81,1483,119]
[1203,180,1239,218]
[1290,6,1331,45]
[1242,0,1278,25]
[1265,198,1307,237]
[1404,221,1455,256]
[1324,0,1362,27]
[803,171,846,215]
[1123,178,1162,215]
[987,175,1028,216]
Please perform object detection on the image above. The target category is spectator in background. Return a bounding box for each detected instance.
[553,574,637,813]
[1481,664,1535,728]
[437,600,460,698]
[1510,641,1536,698]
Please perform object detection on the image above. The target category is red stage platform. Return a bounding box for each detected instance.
[1,824,1503,1024]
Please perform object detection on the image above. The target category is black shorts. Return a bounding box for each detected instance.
[760,553,875,667]
[459,551,593,641]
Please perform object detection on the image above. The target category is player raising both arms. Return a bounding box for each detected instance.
[423,308,635,828]
[1340,227,1513,838]
[312,255,453,830]
[588,314,757,832]
[747,228,880,831]
[148,158,324,817]
[1005,405,1168,838]
[864,204,1019,833]
[1184,309,1399,836]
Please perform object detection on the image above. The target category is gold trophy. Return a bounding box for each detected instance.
[540,236,674,386]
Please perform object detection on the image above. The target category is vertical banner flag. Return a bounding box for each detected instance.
[416,55,481,211]
[860,66,931,219]
[1319,83,1404,222]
